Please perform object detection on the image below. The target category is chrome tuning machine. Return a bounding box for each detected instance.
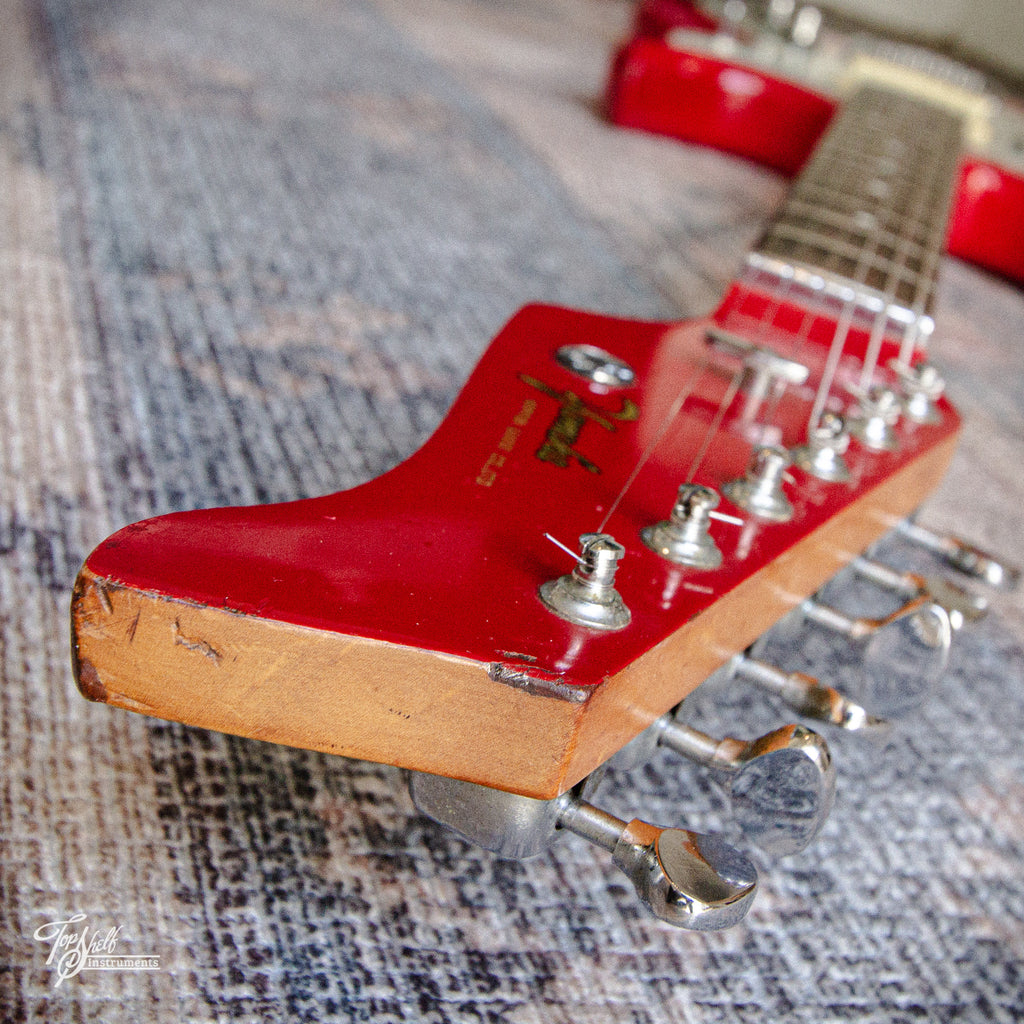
[890,360,945,425]
[791,412,851,482]
[847,384,901,451]
[722,445,795,522]
[409,772,757,930]
[641,484,738,569]
[607,712,835,857]
[539,533,631,630]
[797,594,952,718]
[853,555,988,630]
[728,653,888,732]
[897,519,1021,592]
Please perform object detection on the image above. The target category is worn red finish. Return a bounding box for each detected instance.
[84,305,960,689]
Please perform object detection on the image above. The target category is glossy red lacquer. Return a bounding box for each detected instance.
[607,10,1024,283]
[85,304,960,690]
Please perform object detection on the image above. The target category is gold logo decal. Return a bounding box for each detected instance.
[520,374,639,474]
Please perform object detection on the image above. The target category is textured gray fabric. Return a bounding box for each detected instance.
[1,0,1023,1021]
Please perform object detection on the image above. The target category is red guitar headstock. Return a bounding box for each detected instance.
[70,2,1021,928]
[72,302,961,797]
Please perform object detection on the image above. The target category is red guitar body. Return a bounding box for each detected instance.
[608,2,1024,283]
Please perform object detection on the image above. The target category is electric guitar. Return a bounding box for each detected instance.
[71,3,1020,931]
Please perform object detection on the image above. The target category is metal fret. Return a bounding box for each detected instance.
[746,85,965,336]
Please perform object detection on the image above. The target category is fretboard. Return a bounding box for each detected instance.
[746,84,965,336]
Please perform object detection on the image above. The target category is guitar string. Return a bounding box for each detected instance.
[596,95,904,530]
[684,366,746,482]
[595,356,710,534]
[592,92,957,539]
[857,114,960,390]
[894,118,965,371]
[758,114,887,432]
[733,89,918,440]
[752,97,903,437]
[805,93,942,432]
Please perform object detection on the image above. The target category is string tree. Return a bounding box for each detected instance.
[539,532,631,630]
[408,771,758,930]
[705,327,810,445]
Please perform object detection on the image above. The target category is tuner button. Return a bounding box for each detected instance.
[539,533,631,631]
[852,555,988,629]
[722,446,794,522]
[791,412,851,482]
[612,820,758,931]
[726,724,834,856]
[656,719,835,856]
[556,798,758,930]
[641,484,724,569]
[921,575,988,628]
[799,596,952,718]
[856,601,951,718]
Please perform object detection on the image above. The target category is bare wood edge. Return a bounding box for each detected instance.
[71,433,958,800]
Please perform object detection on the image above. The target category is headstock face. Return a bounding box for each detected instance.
[74,303,961,795]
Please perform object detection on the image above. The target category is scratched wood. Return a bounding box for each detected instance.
[72,431,957,798]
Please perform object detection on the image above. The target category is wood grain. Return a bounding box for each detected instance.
[72,431,958,799]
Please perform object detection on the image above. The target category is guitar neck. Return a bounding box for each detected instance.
[747,83,964,343]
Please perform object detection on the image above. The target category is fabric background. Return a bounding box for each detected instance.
[1,0,1023,1020]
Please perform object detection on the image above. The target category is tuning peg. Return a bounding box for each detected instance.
[889,360,945,425]
[798,595,952,718]
[896,519,1021,591]
[606,711,834,856]
[409,771,757,930]
[559,801,758,930]
[729,654,889,732]
[540,532,631,630]
[642,484,729,569]
[791,412,851,482]
[722,445,795,522]
[852,555,987,629]
[654,718,835,856]
[847,385,901,451]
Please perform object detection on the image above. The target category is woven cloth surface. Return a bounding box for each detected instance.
[1,0,1023,1021]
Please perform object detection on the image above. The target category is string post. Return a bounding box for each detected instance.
[722,446,795,522]
[890,360,945,425]
[705,327,809,443]
[791,411,852,482]
[848,384,901,451]
[642,484,725,570]
[539,533,631,631]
